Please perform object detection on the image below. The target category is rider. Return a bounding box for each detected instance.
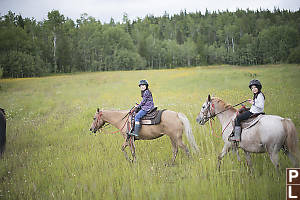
[231,79,265,142]
[130,80,154,137]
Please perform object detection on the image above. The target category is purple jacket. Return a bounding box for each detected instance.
[138,89,154,112]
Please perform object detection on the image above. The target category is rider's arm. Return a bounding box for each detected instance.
[137,90,150,108]
[254,93,265,109]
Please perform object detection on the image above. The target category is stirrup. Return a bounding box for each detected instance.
[228,133,234,141]
[228,134,240,142]
[229,135,240,142]
[127,131,134,136]
[132,133,138,137]
[127,131,138,137]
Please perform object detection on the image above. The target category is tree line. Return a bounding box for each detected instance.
[0,8,299,78]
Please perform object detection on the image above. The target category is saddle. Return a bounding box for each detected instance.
[134,107,166,125]
[238,106,265,129]
[241,114,264,129]
[229,106,265,142]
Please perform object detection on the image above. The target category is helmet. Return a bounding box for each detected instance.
[138,80,149,87]
[249,79,262,90]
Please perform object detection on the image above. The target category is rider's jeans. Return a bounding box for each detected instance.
[135,109,147,122]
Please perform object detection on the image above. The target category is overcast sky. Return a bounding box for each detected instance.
[0,0,299,23]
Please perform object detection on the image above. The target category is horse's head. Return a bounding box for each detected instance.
[196,94,216,125]
[89,108,106,133]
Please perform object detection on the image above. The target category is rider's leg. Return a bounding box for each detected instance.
[231,111,252,141]
[232,122,242,142]
[131,109,147,137]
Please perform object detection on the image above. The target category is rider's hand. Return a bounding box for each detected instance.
[248,99,254,105]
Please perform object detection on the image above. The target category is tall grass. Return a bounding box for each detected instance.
[0,64,299,199]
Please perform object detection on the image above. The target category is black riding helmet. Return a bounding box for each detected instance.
[249,79,262,90]
[138,80,149,87]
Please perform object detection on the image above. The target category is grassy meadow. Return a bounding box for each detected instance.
[0,64,299,199]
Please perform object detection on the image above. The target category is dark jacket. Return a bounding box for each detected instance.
[138,89,154,112]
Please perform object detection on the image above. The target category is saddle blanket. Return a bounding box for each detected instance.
[140,108,167,125]
[241,114,264,130]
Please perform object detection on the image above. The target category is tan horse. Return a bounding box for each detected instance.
[196,95,299,171]
[90,108,199,163]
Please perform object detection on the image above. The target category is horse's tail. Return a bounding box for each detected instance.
[178,112,199,153]
[0,108,6,156]
[282,118,299,167]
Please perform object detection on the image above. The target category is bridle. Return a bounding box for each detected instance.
[93,106,135,133]
[201,101,216,122]
[202,99,248,122]
[201,99,247,138]
[93,111,109,132]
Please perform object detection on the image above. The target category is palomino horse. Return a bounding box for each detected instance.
[196,95,299,171]
[0,108,6,156]
[90,108,199,163]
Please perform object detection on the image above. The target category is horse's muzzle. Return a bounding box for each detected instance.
[196,117,207,125]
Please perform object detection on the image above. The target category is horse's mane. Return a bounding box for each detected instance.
[101,109,130,116]
[211,97,237,112]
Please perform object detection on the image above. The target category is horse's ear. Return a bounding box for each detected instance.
[97,108,100,112]
[208,94,211,102]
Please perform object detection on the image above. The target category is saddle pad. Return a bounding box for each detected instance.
[241,114,264,130]
[141,109,166,125]
[141,107,158,120]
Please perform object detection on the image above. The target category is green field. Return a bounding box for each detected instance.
[0,64,299,199]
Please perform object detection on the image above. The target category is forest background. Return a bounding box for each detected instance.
[0,8,299,78]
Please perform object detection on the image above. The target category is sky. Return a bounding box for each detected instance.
[0,0,299,23]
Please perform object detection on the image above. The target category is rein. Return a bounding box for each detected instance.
[207,99,248,120]
[206,99,247,138]
[96,106,135,134]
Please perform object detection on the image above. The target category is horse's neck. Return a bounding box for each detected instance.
[215,108,236,129]
[102,110,129,130]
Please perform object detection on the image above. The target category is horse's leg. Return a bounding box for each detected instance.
[282,145,299,167]
[243,150,253,173]
[268,145,280,172]
[286,151,299,168]
[232,142,241,162]
[129,137,136,163]
[121,140,131,162]
[217,142,231,171]
[236,149,241,162]
[170,138,178,165]
[270,152,279,172]
[177,137,190,158]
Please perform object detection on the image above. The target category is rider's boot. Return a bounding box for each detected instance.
[131,122,141,137]
[231,126,241,142]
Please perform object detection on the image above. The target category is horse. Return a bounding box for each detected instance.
[90,108,199,163]
[0,108,6,157]
[196,94,299,171]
